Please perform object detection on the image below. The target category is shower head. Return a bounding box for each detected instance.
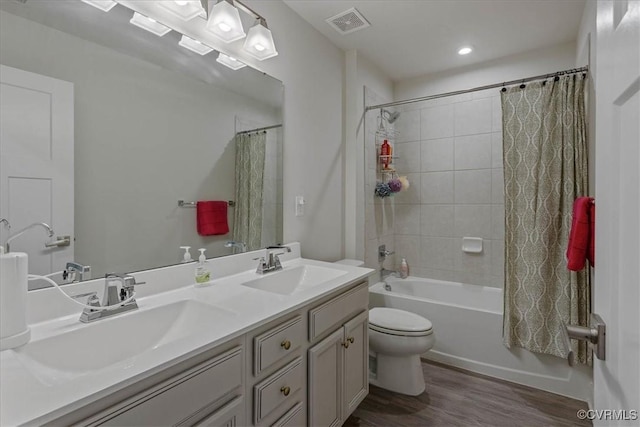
[382,109,401,124]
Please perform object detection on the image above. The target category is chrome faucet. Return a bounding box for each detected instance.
[5,222,54,252]
[64,262,92,282]
[79,273,145,323]
[0,218,10,231]
[378,244,397,281]
[255,245,291,274]
[225,240,247,253]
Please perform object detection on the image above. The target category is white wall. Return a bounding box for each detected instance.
[244,1,346,261]
[0,11,280,276]
[396,42,578,101]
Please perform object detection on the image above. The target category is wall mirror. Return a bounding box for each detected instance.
[0,0,283,289]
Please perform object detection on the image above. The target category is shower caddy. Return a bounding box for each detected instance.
[374,110,408,198]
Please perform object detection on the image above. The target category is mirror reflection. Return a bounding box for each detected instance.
[0,1,283,289]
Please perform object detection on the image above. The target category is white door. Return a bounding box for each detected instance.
[593,1,640,424]
[0,65,74,285]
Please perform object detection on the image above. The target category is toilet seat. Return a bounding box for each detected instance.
[369,307,433,337]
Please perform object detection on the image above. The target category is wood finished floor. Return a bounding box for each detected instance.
[345,360,591,427]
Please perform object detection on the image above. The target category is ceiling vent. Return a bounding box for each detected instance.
[325,8,370,35]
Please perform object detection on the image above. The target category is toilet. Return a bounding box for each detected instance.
[368,307,435,395]
[333,259,435,396]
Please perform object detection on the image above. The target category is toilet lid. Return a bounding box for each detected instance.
[369,307,432,334]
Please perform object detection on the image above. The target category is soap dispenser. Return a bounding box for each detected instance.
[195,248,211,284]
[180,246,192,263]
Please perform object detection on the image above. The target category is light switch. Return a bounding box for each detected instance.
[295,195,305,216]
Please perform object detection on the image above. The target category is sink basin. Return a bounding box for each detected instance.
[14,300,235,385]
[241,265,347,295]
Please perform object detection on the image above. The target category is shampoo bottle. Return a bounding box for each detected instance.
[380,140,391,169]
[195,248,211,284]
[399,258,409,279]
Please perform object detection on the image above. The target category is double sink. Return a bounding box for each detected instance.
[12,262,348,386]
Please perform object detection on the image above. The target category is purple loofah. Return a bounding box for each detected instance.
[388,178,402,193]
[374,182,392,198]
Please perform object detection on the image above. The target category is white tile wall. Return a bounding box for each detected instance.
[366,92,505,287]
[454,169,492,204]
[454,134,492,170]
[454,98,492,136]
[421,138,454,172]
[422,171,455,204]
[421,104,454,139]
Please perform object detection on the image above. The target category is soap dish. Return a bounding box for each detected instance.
[462,237,483,254]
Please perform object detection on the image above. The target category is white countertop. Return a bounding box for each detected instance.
[0,246,373,426]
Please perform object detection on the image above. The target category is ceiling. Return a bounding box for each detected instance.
[283,0,586,82]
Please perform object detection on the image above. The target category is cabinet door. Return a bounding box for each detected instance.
[342,311,368,420]
[308,329,343,427]
[192,396,244,427]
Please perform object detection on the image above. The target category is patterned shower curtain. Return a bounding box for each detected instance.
[501,74,591,364]
[233,132,266,251]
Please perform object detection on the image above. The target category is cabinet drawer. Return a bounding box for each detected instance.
[254,316,303,376]
[272,402,304,427]
[94,347,243,426]
[309,282,368,341]
[253,357,303,425]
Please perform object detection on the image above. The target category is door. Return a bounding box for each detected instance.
[0,65,74,285]
[593,0,640,424]
[308,329,343,427]
[342,310,368,420]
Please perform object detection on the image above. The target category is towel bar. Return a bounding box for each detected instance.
[178,200,235,208]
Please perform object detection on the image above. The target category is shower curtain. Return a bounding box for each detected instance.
[501,74,591,364]
[233,132,266,251]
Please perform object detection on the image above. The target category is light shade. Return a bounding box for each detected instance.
[130,12,172,36]
[179,35,214,55]
[243,19,278,60]
[216,53,247,70]
[81,0,117,12]
[159,1,205,21]
[206,0,246,43]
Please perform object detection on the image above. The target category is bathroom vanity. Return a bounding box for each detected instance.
[0,243,373,426]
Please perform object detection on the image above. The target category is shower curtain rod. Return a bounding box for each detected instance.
[236,124,282,135]
[365,66,588,111]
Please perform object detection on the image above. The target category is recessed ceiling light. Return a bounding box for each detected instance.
[458,46,473,55]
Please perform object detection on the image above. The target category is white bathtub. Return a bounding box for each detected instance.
[369,276,592,401]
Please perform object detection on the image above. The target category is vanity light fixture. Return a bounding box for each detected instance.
[159,0,205,21]
[179,35,214,55]
[206,0,246,43]
[178,35,213,55]
[130,12,172,36]
[243,17,278,60]
[216,52,247,70]
[458,46,473,55]
[80,0,117,12]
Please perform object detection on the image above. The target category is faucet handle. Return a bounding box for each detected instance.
[72,291,100,307]
[254,257,268,274]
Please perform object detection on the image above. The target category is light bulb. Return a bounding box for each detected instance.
[218,22,232,32]
[254,44,265,52]
[175,0,189,5]
[458,46,473,55]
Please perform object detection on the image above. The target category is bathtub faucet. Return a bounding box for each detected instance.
[380,267,398,282]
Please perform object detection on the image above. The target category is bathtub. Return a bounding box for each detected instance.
[369,276,592,401]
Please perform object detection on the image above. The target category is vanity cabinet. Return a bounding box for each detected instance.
[308,284,369,426]
[56,281,369,427]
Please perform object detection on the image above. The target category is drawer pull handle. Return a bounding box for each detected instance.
[281,340,292,350]
[280,386,291,396]
[342,337,355,348]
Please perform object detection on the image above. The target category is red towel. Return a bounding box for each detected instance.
[196,201,229,236]
[567,197,594,271]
